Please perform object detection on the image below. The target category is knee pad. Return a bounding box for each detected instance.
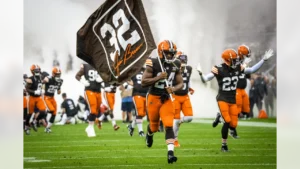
[37,112,46,120]
[109,113,114,119]
[25,114,31,126]
[24,108,28,119]
[49,115,56,123]
[222,122,230,139]
[88,114,96,121]
[165,127,175,140]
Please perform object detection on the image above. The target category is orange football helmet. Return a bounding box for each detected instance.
[30,64,41,76]
[157,40,177,63]
[237,45,251,60]
[52,67,62,82]
[221,49,239,69]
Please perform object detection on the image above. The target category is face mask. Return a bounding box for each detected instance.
[54,77,61,82]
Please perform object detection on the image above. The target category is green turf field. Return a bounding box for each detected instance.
[24,119,276,169]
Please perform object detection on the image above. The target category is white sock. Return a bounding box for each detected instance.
[180,116,193,123]
[137,123,143,132]
[47,122,52,129]
[173,119,180,139]
[89,121,94,127]
[99,114,106,121]
[131,116,136,128]
[167,144,174,151]
[136,118,143,131]
[111,119,116,126]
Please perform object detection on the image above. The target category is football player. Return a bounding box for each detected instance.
[42,67,63,133]
[75,63,102,137]
[172,52,194,147]
[23,74,29,133]
[24,64,47,134]
[142,40,183,164]
[197,48,273,152]
[127,64,149,137]
[96,82,120,131]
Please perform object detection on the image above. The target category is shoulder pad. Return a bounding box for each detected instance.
[173,59,181,69]
[145,58,153,67]
[186,65,192,71]
[215,64,222,68]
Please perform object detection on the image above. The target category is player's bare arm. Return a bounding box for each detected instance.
[141,66,166,87]
[42,76,49,83]
[25,79,35,94]
[75,67,84,81]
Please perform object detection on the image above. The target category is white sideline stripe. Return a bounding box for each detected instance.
[193,119,276,128]
[25,160,51,163]
[24,154,276,161]
[24,148,275,154]
[24,157,36,160]
[24,137,275,144]
[29,142,276,148]
[24,163,276,169]
[22,131,276,137]
[24,157,51,163]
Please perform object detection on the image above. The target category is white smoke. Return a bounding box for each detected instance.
[24,0,276,118]
[23,0,103,74]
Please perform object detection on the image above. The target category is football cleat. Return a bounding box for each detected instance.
[85,126,96,137]
[139,131,145,137]
[113,124,120,131]
[167,150,177,164]
[229,129,240,139]
[31,122,38,132]
[221,143,229,152]
[174,140,180,148]
[24,128,30,135]
[145,133,153,147]
[44,128,52,133]
[212,112,221,128]
[127,124,134,136]
[95,119,102,129]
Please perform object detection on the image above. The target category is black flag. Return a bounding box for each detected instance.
[77,0,156,84]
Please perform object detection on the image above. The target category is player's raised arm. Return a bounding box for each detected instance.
[75,64,90,87]
[196,63,215,83]
[243,49,274,74]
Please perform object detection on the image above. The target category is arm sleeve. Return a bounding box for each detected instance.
[200,73,215,82]
[244,59,264,74]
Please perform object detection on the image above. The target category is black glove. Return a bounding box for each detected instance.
[160,93,170,104]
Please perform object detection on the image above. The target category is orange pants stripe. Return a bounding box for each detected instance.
[173,94,193,119]
[23,96,28,109]
[146,94,175,132]
[44,96,57,115]
[28,96,46,114]
[133,95,147,117]
[217,101,239,128]
[84,90,101,115]
[236,88,250,113]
